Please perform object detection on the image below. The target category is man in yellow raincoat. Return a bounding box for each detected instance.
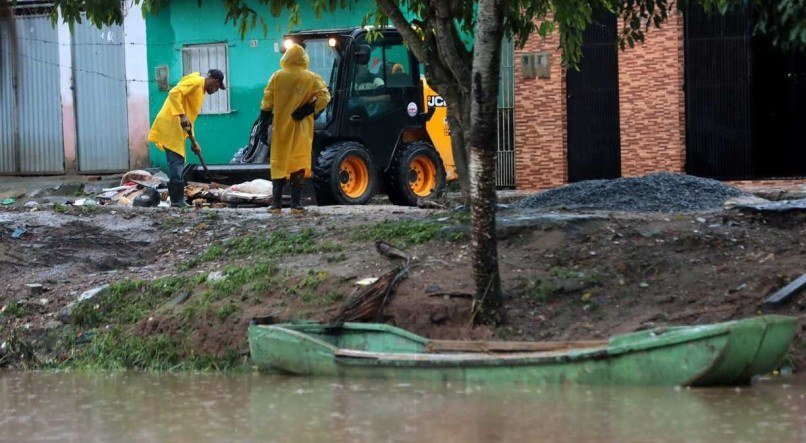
[148,69,225,207]
[260,44,331,214]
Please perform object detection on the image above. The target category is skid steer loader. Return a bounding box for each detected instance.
[186,27,456,206]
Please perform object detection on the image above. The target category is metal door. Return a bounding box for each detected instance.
[749,35,806,177]
[684,6,753,179]
[566,11,621,182]
[72,20,129,173]
[0,15,64,174]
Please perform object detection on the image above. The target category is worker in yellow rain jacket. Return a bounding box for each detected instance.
[260,44,331,215]
[148,69,225,207]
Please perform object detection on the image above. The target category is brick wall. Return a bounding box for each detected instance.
[618,12,686,177]
[512,13,803,192]
[514,32,567,190]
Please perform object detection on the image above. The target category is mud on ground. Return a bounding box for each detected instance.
[0,203,804,371]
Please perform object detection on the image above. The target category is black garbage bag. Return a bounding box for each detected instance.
[132,187,160,207]
[231,116,271,164]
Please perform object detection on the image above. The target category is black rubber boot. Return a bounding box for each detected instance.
[168,182,188,208]
[290,171,305,215]
[269,178,286,214]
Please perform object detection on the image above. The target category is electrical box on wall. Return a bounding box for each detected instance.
[522,52,551,79]
[155,65,169,91]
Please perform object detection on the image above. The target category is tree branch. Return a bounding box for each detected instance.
[375,0,428,62]
[432,0,472,92]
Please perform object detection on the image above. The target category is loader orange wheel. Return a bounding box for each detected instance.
[313,142,376,205]
[386,141,446,206]
[408,155,437,197]
[339,155,370,199]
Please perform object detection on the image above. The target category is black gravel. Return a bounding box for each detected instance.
[517,173,749,213]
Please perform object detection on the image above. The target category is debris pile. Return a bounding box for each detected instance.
[95,170,274,208]
[518,173,749,213]
[96,170,170,207]
[185,179,272,207]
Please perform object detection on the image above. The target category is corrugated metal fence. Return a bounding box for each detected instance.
[0,21,15,172]
[72,20,129,173]
[0,15,65,174]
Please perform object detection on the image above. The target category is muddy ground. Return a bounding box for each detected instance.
[0,202,804,371]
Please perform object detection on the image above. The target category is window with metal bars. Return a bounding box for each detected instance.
[181,43,230,114]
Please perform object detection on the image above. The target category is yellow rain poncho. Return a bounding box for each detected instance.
[148,72,206,157]
[261,44,331,179]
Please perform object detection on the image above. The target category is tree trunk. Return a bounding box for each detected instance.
[376,0,503,317]
[467,0,504,316]
[446,107,470,201]
[441,86,471,202]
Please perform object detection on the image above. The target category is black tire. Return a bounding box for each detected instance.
[386,141,447,206]
[313,141,377,205]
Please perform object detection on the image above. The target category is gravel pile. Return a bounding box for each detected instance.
[517,173,748,213]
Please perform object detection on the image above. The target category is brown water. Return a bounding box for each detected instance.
[0,371,804,443]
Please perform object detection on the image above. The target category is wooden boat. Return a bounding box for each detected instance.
[248,315,797,386]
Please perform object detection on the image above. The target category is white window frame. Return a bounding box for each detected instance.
[181,42,231,114]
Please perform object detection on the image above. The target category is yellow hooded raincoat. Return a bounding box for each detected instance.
[261,44,331,180]
[148,72,206,157]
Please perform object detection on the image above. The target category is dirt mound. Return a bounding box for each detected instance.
[518,173,748,213]
[1,204,804,373]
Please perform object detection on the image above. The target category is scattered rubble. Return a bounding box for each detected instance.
[95,170,274,208]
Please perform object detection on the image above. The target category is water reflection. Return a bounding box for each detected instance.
[0,371,803,442]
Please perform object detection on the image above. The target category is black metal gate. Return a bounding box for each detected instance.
[684,5,806,178]
[751,33,806,177]
[566,11,621,182]
[684,6,754,178]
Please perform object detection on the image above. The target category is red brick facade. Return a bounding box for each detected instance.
[512,12,801,191]
[513,31,567,190]
[617,13,686,177]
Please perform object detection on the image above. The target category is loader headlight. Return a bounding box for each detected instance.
[328,37,337,48]
[282,38,295,51]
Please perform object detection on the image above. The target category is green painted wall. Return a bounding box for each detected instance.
[146,0,374,169]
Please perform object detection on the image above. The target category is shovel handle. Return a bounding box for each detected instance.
[185,129,209,173]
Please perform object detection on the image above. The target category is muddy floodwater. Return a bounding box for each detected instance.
[0,371,804,442]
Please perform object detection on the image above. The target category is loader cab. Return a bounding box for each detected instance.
[282,28,450,206]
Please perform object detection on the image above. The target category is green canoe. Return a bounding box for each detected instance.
[248,315,797,386]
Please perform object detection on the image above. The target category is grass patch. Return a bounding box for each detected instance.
[326,253,347,263]
[71,274,207,327]
[59,327,242,371]
[207,262,287,300]
[351,220,444,246]
[550,267,601,285]
[52,203,69,213]
[1,302,29,318]
[443,209,470,225]
[179,228,341,270]
[216,302,240,320]
[160,215,186,228]
[78,204,98,215]
[283,270,331,306]
[523,278,559,303]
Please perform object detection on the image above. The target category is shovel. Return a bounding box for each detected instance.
[185,129,228,182]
